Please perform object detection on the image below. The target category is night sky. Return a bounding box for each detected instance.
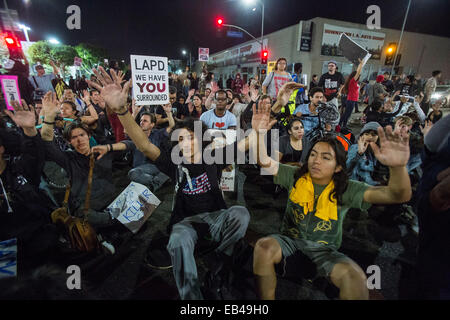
[9,0,450,61]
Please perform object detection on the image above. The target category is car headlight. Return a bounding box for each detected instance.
[431,93,442,99]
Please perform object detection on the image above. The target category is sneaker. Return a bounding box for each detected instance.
[145,235,173,270]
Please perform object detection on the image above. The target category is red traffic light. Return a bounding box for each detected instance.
[4,35,21,48]
[216,18,224,26]
[261,50,268,64]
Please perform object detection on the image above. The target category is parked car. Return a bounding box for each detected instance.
[431,85,450,107]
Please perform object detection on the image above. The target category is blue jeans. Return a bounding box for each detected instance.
[167,206,250,300]
[128,163,169,191]
[341,100,358,128]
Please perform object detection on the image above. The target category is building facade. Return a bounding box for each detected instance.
[205,17,450,87]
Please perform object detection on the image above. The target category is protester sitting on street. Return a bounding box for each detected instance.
[61,89,85,114]
[179,94,207,119]
[251,101,412,299]
[87,67,261,300]
[276,117,304,166]
[426,99,443,124]
[94,106,174,193]
[39,92,118,228]
[389,93,426,124]
[346,122,382,186]
[293,87,326,135]
[262,58,292,101]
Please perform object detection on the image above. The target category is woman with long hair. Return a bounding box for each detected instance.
[262,57,292,101]
[340,59,364,128]
[180,94,206,119]
[276,117,304,166]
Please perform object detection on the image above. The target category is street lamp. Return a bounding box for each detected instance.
[181,49,191,69]
[18,23,31,42]
[243,0,265,75]
[48,38,60,45]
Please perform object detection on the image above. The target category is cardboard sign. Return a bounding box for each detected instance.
[0,75,21,110]
[220,164,235,192]
[130,55,169,105]
[0,238,17,279]
[338,33,371,67]
[107,182,161,234]
[199,48,209,62]
[74,57,83,66]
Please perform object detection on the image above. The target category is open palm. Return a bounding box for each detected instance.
[251,100,277,133]
[87,66,131,113]
[5,100,35,129]
[276,82,303,106]
[371,126,410,167]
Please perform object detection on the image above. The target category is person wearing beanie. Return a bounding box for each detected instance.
[368,75,389,105]
[346,121,382,185]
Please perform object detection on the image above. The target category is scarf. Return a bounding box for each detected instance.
[289,173,337,221]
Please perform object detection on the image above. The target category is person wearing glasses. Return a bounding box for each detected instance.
[346,122,382,186]
[199,89,237,130]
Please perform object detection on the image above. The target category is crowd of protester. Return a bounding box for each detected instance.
[0,53,449,300]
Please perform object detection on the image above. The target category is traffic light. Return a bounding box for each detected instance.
[4,34,23,60]
[215,17,224,38]
[261,50,268,64]
[216,18,224,27]
[385,42,397,65]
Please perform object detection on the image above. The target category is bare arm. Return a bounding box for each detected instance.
[363,126,412,204]
[87,67,161,162]
[40,92,60,141]
[81,102,99,124]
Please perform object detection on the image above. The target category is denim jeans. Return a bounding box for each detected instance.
[128,163,170,191]
[341,100,358,128]
[167,206,250,300]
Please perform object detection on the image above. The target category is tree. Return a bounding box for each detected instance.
[75,43,107,73]
[28,41,77,77]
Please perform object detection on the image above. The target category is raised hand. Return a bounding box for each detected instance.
[115,70,126,86]
[5,99,36,129]
[276,82,303,106]
[188,89,195,98]
[420,120,433,136]
[162,103,172,114]
[42,91,60,118]
[242,84,250,96]
[250,84,260,102]
[251,100,277,133]
[357,135,368,155]
[211,81,219,93]
[87,66,131,114]
[82,89,91,105]
[370,126,410,168]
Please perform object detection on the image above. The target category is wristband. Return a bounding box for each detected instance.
[43,120,55,125]
[116,109,128,116]
[109,144,113,152]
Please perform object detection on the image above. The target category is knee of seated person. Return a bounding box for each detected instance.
[338,262,367,285]
[254,237,280,263]
[128,168,140,180]
[168,225,196,249]
[227,206,250,225]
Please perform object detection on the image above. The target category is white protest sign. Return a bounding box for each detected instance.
[199,47,209,62]
[73,57,82,66]
[220,164,235,192]
[0,75,21,111]
[130,54,169,106]
[107,182,161,234]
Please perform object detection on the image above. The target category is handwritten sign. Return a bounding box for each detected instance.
[199,48,209,62]
[0,75,21,110]
[130,54,169,106]
[107,182,161,234]
[220,164,235,192]
[0,238,17,279]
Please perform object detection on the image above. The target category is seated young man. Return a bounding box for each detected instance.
[251,103,411,300]
[87,67,273,300]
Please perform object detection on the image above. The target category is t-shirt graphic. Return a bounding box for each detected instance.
[274,76,290,96]
[200,109,237,129]
[182,172,212,195]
